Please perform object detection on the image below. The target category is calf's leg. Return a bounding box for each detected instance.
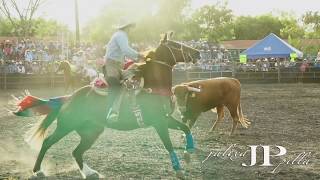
[227,104,239,136]
[210,105,224,132]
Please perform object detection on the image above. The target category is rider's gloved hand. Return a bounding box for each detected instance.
[138,53,146,61]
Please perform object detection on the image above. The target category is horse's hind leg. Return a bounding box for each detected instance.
[33,126,71,174]
[73,125,104,179]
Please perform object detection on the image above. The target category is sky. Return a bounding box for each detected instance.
[36,0,320,30]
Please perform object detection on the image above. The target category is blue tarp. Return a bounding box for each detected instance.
[241,33,303,59]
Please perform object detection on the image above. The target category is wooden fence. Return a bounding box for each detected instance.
[1,71,320,90]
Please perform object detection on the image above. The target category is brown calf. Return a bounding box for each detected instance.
[172,77,250,135]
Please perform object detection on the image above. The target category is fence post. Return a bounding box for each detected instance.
[186,70,189,81]
[50,63,55,88]
[232,61,235,77]
[4,69,7,90]
[277,59,281,83]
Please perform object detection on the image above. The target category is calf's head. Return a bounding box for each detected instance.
[172,84,201,112]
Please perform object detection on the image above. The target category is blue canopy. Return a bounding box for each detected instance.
[241,33,303,59]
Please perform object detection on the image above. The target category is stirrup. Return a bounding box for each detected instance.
[106,109,119,123]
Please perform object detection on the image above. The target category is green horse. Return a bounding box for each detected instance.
[13,33,201,179]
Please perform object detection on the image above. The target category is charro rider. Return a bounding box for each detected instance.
[104,19,144,123]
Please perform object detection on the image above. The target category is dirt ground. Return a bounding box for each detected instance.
[0,83,319,180]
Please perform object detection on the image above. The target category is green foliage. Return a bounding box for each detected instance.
[234,14,283,40]
[33,18,69,38]
[0,18,14,35]
[0,17,69,38]
[82,0,190,43]
[278,13,305,50]
[303,11,320,38]
[185,2,234,42]
[279,13,305,39]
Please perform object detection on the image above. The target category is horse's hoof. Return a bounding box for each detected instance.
[29,171,45,180]
[183,151,191,164]
[176,170,185,180]
[86,172,100,180]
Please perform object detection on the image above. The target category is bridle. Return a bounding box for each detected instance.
[166,41,195,65]
[150,41,194,69]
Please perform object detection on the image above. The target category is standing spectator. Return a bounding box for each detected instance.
[25,49,33,62]
[3,40,13,60]
[0,42,4,60]
[43,47,50,61]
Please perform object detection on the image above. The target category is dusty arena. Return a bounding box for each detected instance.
[0,83,319,179]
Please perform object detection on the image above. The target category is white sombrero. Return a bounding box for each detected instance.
[116,19,136,29]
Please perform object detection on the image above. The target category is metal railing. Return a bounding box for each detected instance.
[186,71,320,83]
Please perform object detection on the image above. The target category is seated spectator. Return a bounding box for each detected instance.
[25,49,33,62]
[300,59,310,73]
[17,62,25,74]
[314,60,320,69]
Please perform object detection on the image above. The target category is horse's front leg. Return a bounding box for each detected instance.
[153,123,185,179]
[167,116,195,164]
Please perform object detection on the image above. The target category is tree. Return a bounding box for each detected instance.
[186,2,234,42]
[234,14,283,40]
[82,0,190,43]
[302,11,320,38]
[279,13,305,39]
[0,17,14,35]
[33,18,69,38]
[278,12,305,49]
[0,0,45,37]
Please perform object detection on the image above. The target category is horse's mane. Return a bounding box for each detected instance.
[142,49,156,61]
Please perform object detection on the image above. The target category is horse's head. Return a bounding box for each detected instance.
[152,32,201,67]
[56,61,71,72]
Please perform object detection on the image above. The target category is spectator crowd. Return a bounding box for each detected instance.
[0,38,104,74]
[1,38,320,74]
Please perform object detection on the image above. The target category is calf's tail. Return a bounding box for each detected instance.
[237,102,250,128]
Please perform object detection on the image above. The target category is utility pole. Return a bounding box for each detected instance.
[75,0,80,47]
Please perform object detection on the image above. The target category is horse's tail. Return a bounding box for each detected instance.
[25,108,60,149]
[12,94,70,117]
[237,101,250,128]
[10,93,70,149]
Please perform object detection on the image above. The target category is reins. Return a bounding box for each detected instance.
[149,42,189,69]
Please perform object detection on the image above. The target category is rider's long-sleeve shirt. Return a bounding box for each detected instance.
[104,30,138,62]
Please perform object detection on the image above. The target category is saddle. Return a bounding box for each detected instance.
[91,62,145,96]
